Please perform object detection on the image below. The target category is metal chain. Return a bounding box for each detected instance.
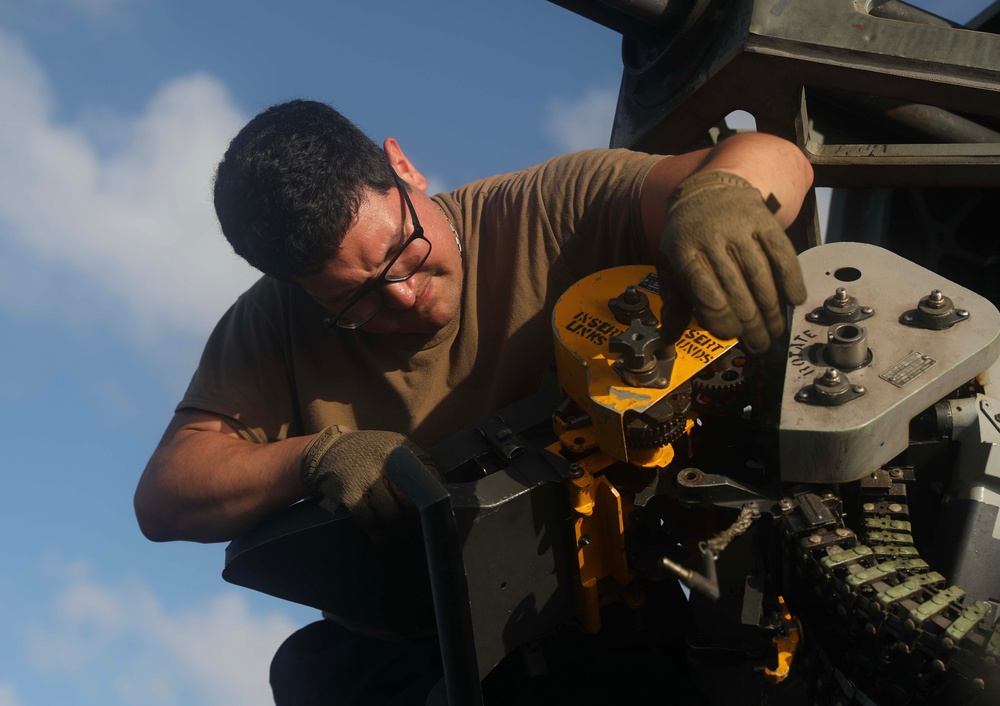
[705,502,757,556]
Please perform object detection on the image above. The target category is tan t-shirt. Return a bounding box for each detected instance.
[178,149,663,447]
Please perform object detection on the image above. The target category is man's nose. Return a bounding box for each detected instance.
[381,279,417,309]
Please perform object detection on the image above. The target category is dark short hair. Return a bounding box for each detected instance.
[213,100,396,279]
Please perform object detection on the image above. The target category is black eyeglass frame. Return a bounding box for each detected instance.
[322,172,432,329]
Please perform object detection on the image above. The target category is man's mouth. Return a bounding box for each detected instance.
[413,275,433,309]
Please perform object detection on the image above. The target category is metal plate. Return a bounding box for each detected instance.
[779,242,1000,482]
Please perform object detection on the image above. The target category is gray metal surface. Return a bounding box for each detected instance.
[554,0,1000,190]
[931,394,1000,601]
[779,242,1000,483]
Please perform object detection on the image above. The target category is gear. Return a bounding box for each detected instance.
[691,348,757,415]
[624,385,691,450]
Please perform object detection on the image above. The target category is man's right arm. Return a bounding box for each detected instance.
[134,411,314,543]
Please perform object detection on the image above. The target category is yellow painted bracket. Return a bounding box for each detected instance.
[551,265,734,465]
[765,596,803,684]
[548,442,635,633]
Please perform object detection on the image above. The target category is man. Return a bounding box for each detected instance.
[134,99,812,703]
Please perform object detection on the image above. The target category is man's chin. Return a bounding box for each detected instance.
[360,310,452,336]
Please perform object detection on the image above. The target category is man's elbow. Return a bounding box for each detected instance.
[133,486,183,542]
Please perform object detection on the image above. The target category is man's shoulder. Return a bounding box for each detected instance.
[210,275,299,338]
[442,149,661,211]
[490,148,656,184]
[231,274,293,312]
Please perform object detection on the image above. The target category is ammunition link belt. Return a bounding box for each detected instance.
[776,467,1000,704]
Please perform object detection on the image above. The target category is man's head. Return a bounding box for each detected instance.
[215,100,464,335]
[214,100,396,280]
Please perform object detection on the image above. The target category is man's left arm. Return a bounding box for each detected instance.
[639,132,814,353]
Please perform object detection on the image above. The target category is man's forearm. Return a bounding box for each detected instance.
[134,419,314,544]
[688,132,813,228]
[641,132,813,250]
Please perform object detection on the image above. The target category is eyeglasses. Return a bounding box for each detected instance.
[322,172,432,329]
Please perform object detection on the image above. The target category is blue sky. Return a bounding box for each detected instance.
[0,1,988,705]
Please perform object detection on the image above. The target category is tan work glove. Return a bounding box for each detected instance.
[657,171,807,353]
[301,427,439,542]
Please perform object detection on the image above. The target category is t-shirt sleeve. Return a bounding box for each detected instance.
[176,278,298,444]
[451,149,664,281]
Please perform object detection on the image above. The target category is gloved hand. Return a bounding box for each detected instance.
[301,427,439,542]
[657,170,807,353]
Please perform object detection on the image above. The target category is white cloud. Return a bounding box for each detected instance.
[25,566,298,706]
[0,683,24,706]
[544,85,618,152]
[0,28,259,344]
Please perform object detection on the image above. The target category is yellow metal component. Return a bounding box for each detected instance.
[765,596,803,684]
[548,441,634,633]
[550,266,734,633]
[552,265,734,465]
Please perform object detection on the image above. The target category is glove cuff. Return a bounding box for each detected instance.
[301,425,345,495]
[669,170,781,214]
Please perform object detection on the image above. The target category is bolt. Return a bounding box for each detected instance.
[861,307,873,315]
[807,311,819,321]
[835,528,852,538]
[578,534,591,548]
[568,463,583,478]
[972,678,985,691]
[890,469,903,478]
[865,623,877,636]
[779,498,793,510]
[863,503,875,512]
[834,287,848,301]
[941,637,955,650]
[957,309,969,317]
[928,289,945,306]
[808,534,822,544]
[888,503,903,513]
[931,659,946,673]
[796,389,810,402]
[820,368,841,384]
[495,429,511,441]
[994,413,1000,423]
[853,385,865,394]
[654,377,667,386]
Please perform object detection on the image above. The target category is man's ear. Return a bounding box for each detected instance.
[383,138,428,192]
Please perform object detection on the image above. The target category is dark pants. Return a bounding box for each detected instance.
[271,591,706,706]
[270,620,443,706]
